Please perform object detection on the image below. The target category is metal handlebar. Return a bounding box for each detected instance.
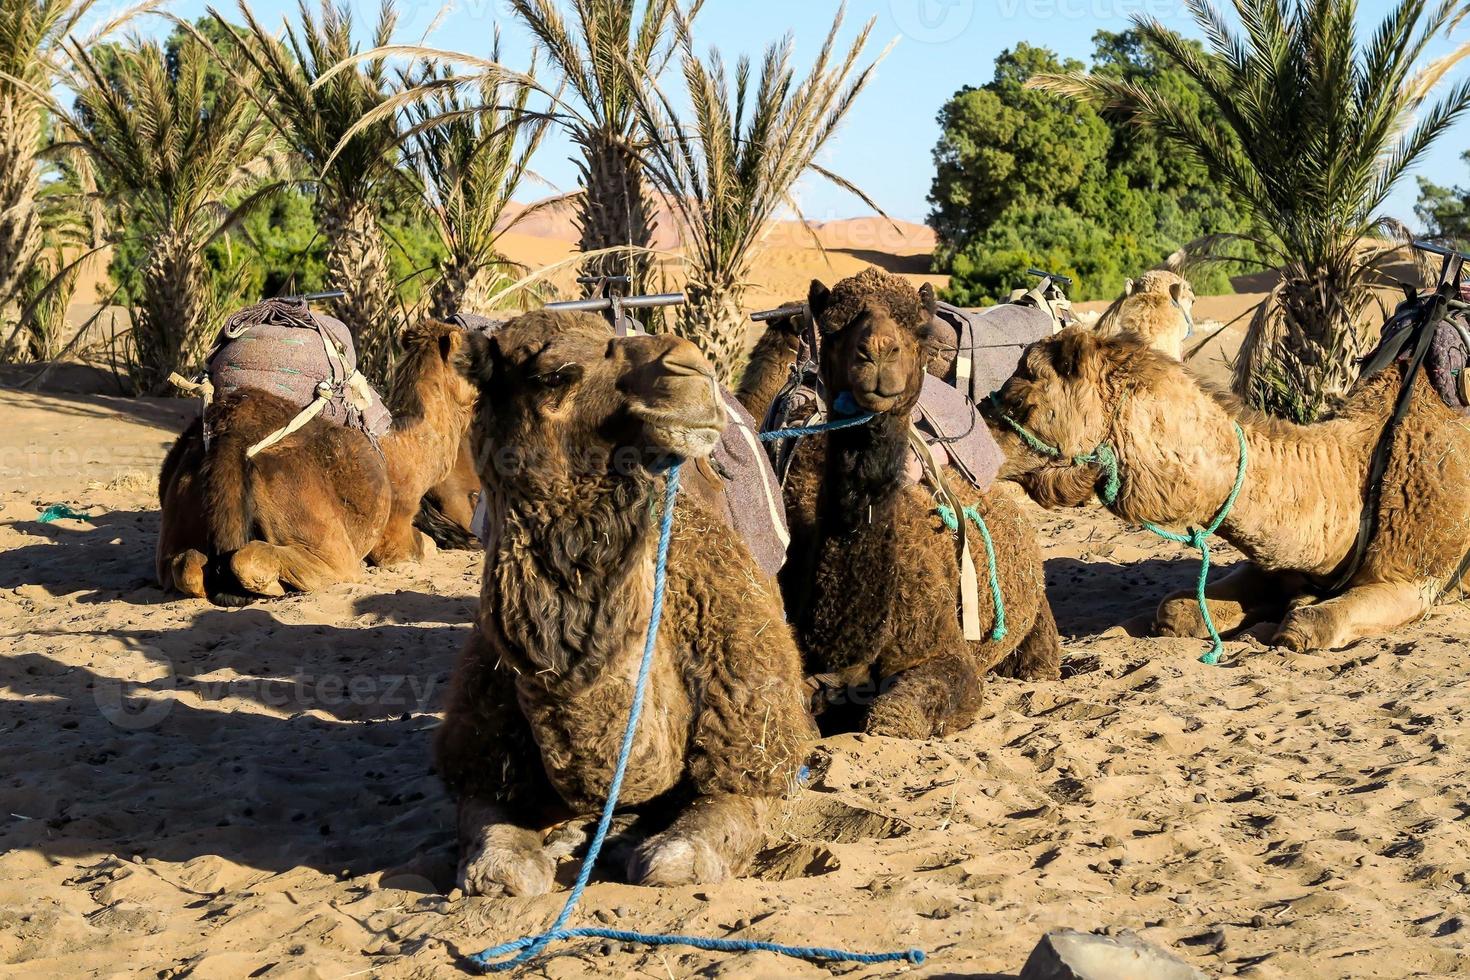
[1027,267,1073,287]
[277,289,345,303]
[544,292,686,313]
[751,304,806,323]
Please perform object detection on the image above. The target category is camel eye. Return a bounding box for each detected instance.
[530,362,582,389]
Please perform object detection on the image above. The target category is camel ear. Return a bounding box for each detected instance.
[1169,281,1183,303]
[919,281,938,317]
[1124,278,1136,297]
[439,326,465,364]
[1050,328,1102,381]
[808,279,832,320]
[458,331,496,388]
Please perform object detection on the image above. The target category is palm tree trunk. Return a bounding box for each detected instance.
[427,253,503,321]
[132,231,209,394]
[0,94,43,350]
[1235,270,1373,422]
[678,272,747,383]
[577,134,657,294]
[320,194,395,385]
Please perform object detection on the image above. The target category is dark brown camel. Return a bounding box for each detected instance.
[781,274,1062,738]
[156,319,477,601]
[436,309,814,895]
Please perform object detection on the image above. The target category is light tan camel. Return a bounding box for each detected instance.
[1095,270,1196,360]
[989,327,1470,652]
[156,320,477,602]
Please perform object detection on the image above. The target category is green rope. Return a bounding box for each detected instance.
[936,504,1008,642]
[1138,423,1249,666]
[986,394,1121,505]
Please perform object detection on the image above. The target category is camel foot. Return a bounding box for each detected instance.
[170,550,208,598]
[864,697,934,739]
[230,543,286,597]
[458,826,555,898]
[627,833,732,887]
[1013,600,1062,681]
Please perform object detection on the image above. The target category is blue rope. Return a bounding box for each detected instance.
[468,462,925,973]
[759,411,876,442]
[1138,423,1249,666]
[936,504,1007,642]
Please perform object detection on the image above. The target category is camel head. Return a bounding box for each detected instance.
[1111,270,1196,361]
[988,327,1167,508]
[390,319,479,417]
[808,268,940,418]
[459,310,725,493]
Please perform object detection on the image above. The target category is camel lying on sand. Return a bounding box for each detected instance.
[435,310,814,895]
[989,327,1470,652]
[1096,270,1196,360]
[777,273,1061,738]
[156,319,477,602]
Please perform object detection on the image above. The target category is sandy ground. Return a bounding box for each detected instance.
[4,364,1470,979]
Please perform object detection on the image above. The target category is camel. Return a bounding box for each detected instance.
[435,309,814,896]
[735,306,805,422]
[779,272,1062,739]
[414,437,480,549]
[1096,270,1196,361]
[988,327,1470,652]
[156,319,477,602]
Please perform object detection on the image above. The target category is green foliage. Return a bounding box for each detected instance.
[929,32,1244,305]
[1416,152,1470,244]
[1035,0,1470,420]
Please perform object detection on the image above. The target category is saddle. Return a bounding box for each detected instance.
[180,298,392,456]
[1362,297,1470,416]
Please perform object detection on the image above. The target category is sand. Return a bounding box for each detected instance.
[4,361,1470,980]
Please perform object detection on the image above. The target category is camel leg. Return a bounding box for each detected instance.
[628,794,772,887]
[1274,579,1436,652]
[169,550,208,598]
[230,536,358,596]
[370,498,436,567]
[1011,598,1062,681]
[456,798,556,898]
[1155,563,1297,639]
[865,646,983,739]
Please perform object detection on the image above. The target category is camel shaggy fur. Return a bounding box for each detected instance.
[156,319,477,601]
[990,327,1470,652]
[1096,270,1196,361]
[436,310,814,896]
[779,271,1061,739]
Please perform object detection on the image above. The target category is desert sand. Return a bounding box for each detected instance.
[4,358,1470,979]
[4,224,1467,979]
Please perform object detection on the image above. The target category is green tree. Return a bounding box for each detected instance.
[929,32,1245,306]
[1417,153,1470,244]
[1035,0,1470,421]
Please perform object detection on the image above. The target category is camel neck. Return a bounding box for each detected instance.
[1112,380,1380,577]
[817,411,909,533]
[380,377,469,499]
[488,474,655,688]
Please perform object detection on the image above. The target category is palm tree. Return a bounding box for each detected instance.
[507,0,698,293]
[629,10,887,379]
[41,34,274,392]
[1033,0,1470,421]
[401,50,554,319]
[198,0,405,383]
[0,0,150,346]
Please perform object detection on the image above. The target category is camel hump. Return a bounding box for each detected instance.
[206,298,393,441]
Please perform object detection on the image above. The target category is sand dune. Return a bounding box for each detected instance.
[3,378,1470,978]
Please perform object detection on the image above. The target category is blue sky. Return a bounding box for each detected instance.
[161,0,1470,228]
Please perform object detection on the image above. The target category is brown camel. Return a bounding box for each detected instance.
[989,327,1470,652]
[1095,270,1196,361]
[735,307,805,421]
[156,319,477,602]
[436,309,814,896]
[779,273,1062,739]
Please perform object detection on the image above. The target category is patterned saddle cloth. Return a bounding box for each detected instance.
[205,299,392,445]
